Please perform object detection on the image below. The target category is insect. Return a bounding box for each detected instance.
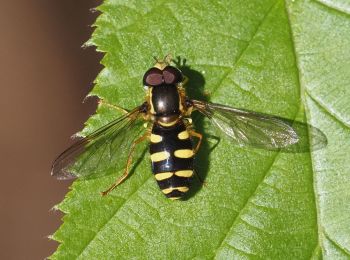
[52,55,302,200]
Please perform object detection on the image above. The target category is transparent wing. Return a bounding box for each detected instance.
[51,106,147,180]
[192,100,326,152]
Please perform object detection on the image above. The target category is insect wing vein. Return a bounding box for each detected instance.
[51,106,146,180]
[192,100,299,150]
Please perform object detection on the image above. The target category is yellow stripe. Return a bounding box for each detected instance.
[162,187,174,194]
[174,149,194,158]
[177,186,189,192]
[175,170,193,177]
[150,151,170,162]
[169,197,181,200]
[177,131,189,140]
[150,134,162,143]
[159,120,178,127]
[149,87,155,114]
[162,186,189,194]
[155,172,173,181]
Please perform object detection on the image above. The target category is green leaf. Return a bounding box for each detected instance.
[51,0,350,259]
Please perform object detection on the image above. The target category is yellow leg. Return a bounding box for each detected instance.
[188,130,206,186]
[203,90,211,97]
[101,133,149,196]
[182,75,189,86]
[98,99,128,114]
[189,130,203,154]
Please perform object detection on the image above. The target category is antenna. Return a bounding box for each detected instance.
[152,56,159,63]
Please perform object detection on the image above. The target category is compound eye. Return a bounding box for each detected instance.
[163,66,183,85]
[143,68,163,86]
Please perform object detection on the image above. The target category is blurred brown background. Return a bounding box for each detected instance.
[0,1,101,259]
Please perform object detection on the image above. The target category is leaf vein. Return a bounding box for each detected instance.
[306,90,350,129]
[112,1,167,32]
[314,0,350,17]
[223,242,257,257]
[324,231,350,256]
[75,175,152,258]
[214,151,281,256]
[210,0,279,98]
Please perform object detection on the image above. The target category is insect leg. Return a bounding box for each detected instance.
[193,170,207,187]
[189,130,203,154]
[182,75,189,86]
[99,99,128,114]
[101,132,150,196]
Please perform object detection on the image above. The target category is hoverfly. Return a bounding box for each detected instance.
[51,55,315,200]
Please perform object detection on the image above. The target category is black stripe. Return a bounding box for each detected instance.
[152,157,193,173]
[166,190,186,199]
[156,175,190,190]
[150,138,192,154]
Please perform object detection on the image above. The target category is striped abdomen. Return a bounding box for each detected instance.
[150,121,194,200]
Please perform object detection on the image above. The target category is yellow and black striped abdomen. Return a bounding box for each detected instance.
[150,121,194,200]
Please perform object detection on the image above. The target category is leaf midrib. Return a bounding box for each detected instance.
[284,1,322,259]
[287,1,350,258]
